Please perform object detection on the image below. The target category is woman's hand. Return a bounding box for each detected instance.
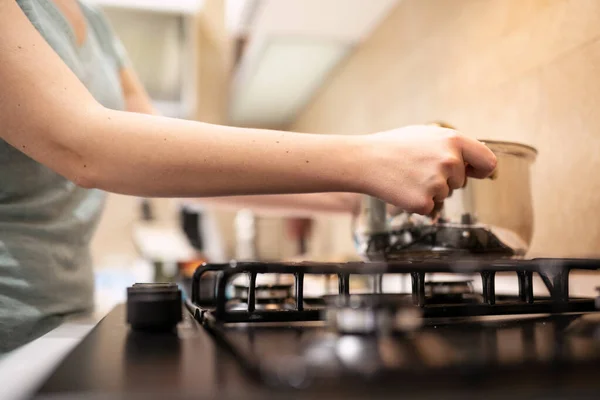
[360,125,497,215]
[195,126,496,218]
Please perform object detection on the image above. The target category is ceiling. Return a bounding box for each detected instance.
[227,0,400,128]
[88,0,399,125]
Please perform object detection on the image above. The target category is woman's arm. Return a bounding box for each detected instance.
[0,2,358,195]
[118,62,359,216]
[0,1,496,215]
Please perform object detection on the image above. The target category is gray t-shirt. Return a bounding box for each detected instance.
[0,0,127,352]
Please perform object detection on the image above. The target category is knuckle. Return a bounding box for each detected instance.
[440,154,462,170]
[442,131,463,150]
[443,129,461,143]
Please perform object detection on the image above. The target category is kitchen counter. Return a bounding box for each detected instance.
[33,304,267,400]
[30,301,600,400]
[3,267,598,399]
[0,311,106,400]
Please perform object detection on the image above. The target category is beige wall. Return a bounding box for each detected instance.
[292,0,600,259]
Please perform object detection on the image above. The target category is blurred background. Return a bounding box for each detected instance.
[86,0,600,309]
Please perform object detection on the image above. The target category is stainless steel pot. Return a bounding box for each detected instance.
[354,139,538,260]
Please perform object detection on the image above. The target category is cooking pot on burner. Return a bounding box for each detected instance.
[354,132,538,260]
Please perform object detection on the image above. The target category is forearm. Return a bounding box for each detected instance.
[116,63,360,211]
[70,108,365,197]
[198,192,358,217]
[0,1,363,200]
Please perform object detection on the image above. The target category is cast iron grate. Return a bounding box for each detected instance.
[186,258,600,324]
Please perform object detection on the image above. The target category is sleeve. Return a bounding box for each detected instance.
[80,3,130,69]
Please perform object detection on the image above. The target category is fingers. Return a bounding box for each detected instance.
[445,159,466,190]
[429,201,444,219]
[432,179,450,203]
[414,171,452,216]
[466,164,493,179]
[458,136,497,179]
[423,155,463,216]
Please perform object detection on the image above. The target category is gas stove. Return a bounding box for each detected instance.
[36,258,600,399]
[185,258,600,393]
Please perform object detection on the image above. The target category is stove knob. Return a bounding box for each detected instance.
[126,283,182,332]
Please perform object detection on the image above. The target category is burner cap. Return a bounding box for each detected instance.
[233,283,293,303]
[323,293,413,309]
[424,280,474,297]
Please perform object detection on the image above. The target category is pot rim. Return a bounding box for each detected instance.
[479,140,538,161]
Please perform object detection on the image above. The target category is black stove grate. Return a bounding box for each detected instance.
[186,258,600,325]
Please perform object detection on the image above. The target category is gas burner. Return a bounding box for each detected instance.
[229,283,295,311]
[363,224,519,261]
[322,294,422,335]
[424,280,482,304]
[233,283,293,303]
[425,280,473,296]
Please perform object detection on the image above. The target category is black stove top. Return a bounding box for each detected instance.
[36,258,600,399]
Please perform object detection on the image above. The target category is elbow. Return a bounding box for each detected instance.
[63,161,99,190]
[36,134,101,190]
[71,168,98,190]
[50,104,106,190]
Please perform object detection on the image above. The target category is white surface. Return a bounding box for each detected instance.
[230,0,400,127]
[249,0,400,41]
[132,217,226,264]
[0,312,106,400]
[230,38,351,126]
[226,0,258,36]
[132,224,197,262]
[87,0,204,14]
[235,209,257,260]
